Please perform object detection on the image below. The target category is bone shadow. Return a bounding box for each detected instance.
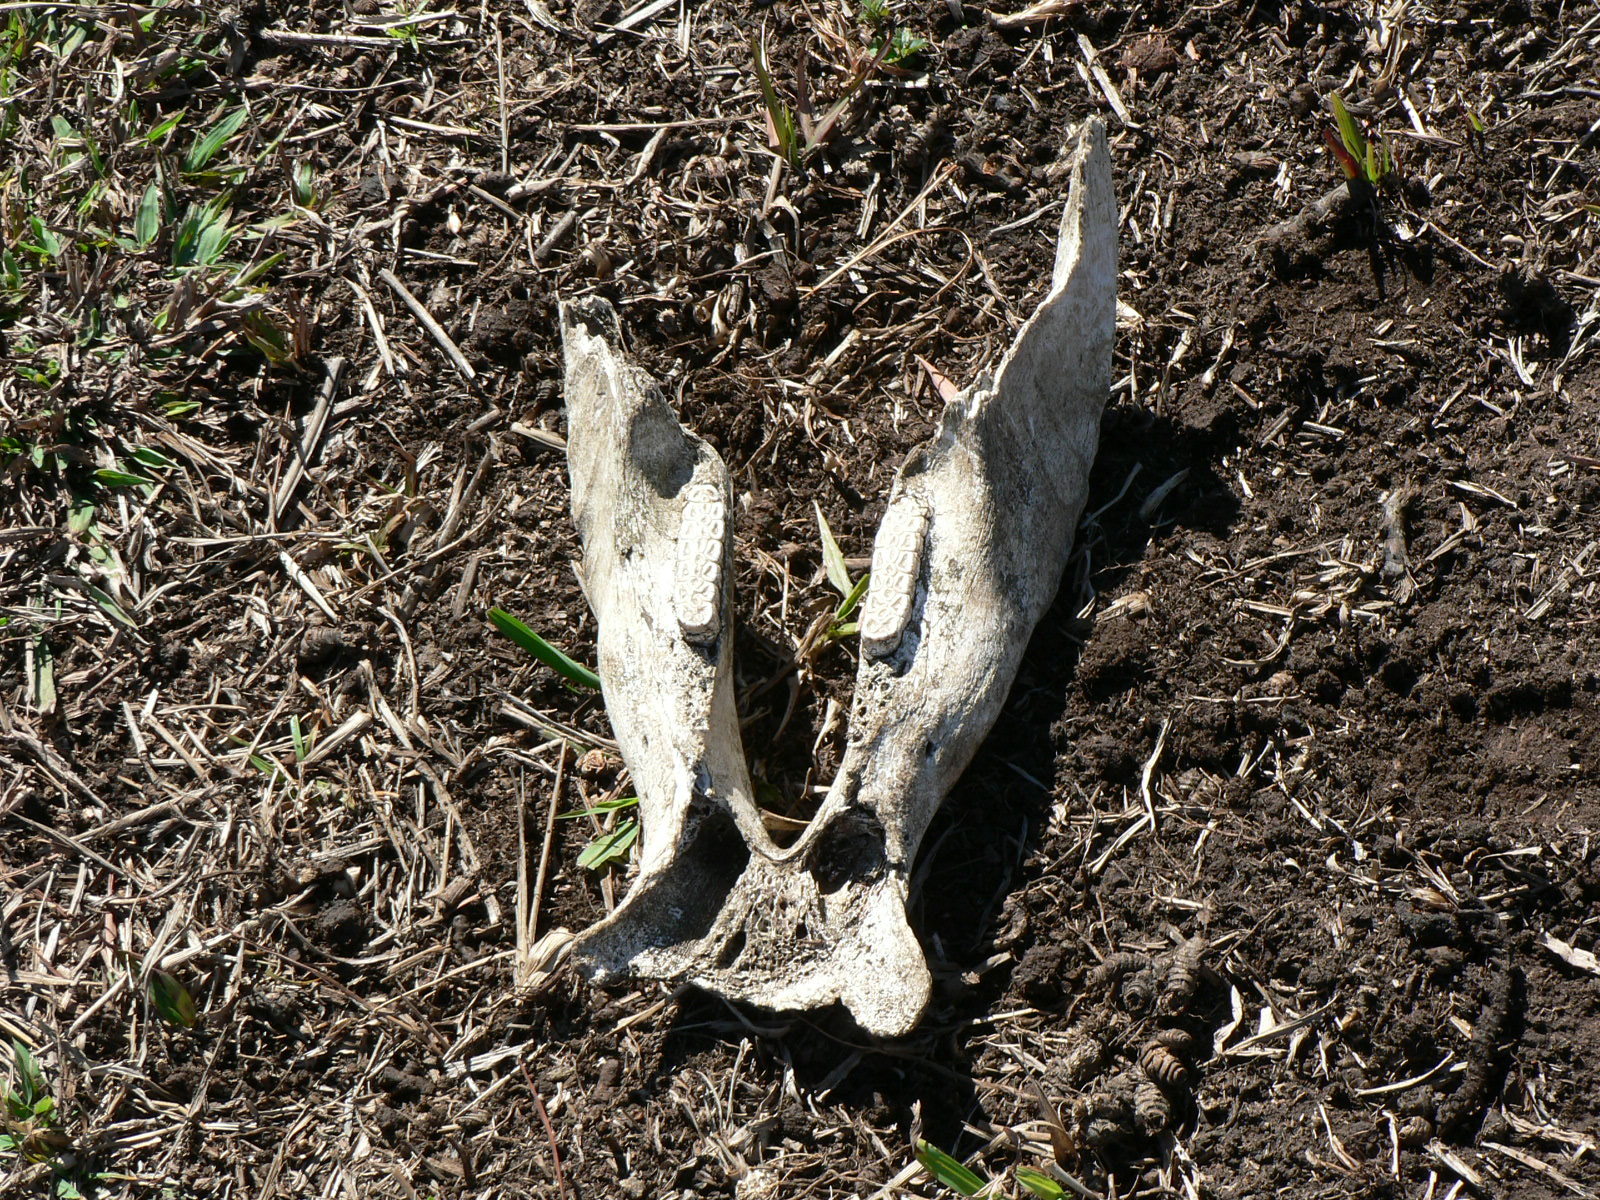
[643,403,1240,1145]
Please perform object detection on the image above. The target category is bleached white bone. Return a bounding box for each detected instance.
[558,118,1115,1036]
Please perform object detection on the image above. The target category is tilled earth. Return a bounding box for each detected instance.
[2,0,1598,1197]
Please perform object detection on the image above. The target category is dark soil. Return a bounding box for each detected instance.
[3,0,1598,1197]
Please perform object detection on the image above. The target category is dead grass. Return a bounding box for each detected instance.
[3,0,1600,1197]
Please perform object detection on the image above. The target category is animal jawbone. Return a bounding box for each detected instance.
[555,119,1116,1036]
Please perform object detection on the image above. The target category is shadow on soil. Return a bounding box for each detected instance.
[643,406,1241,1144]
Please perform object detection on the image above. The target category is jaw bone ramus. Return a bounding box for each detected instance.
[557,119,1115,1037]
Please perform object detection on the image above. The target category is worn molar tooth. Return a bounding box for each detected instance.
[859,492,929,659]
[674,476,729,645]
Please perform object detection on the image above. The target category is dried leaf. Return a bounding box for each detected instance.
[1542,933,1600,976]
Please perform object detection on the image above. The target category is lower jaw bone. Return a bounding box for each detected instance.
[557,119,1116,1037]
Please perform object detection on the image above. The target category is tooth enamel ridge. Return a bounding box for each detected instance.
[674,478,728,645]
[554,119,1116,1036]
[860,493,929,659]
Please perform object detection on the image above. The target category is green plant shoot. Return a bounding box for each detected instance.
[576,819,639,871]
[488,608,601,690]
[914,1140,989,1196]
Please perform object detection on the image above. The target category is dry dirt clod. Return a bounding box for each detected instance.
[1119,35,1178,75]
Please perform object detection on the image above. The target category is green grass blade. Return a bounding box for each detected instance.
[11,1042,44,1112]
[557,795,639,819]
[170,202,201,266]
[233,250,287,287]
[576,818,639,870]
[915,1140,986,1196]
[184,105,248,172]
[148,970,198,1027]
[1016,1166,1066,1200]
[28,215,64,257]
[133,183,161,248]
[226,734,286,779]
[814,501,853,597]
[195,214,233,265]
[1329,93,1363,161]
[130,446,177,470]
[751,31,798,163]
[95,468,150,487]
[835,570,870,622]
[30,632,55,712]
[292,160,316,207]
[85,583,136,628]
[488,608,601,690]
[145,110,184,142]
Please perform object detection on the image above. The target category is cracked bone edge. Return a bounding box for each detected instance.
[559,118,1115,1036]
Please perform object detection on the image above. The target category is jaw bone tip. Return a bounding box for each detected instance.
[845,977,931,1039]
[560,294,622,345]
